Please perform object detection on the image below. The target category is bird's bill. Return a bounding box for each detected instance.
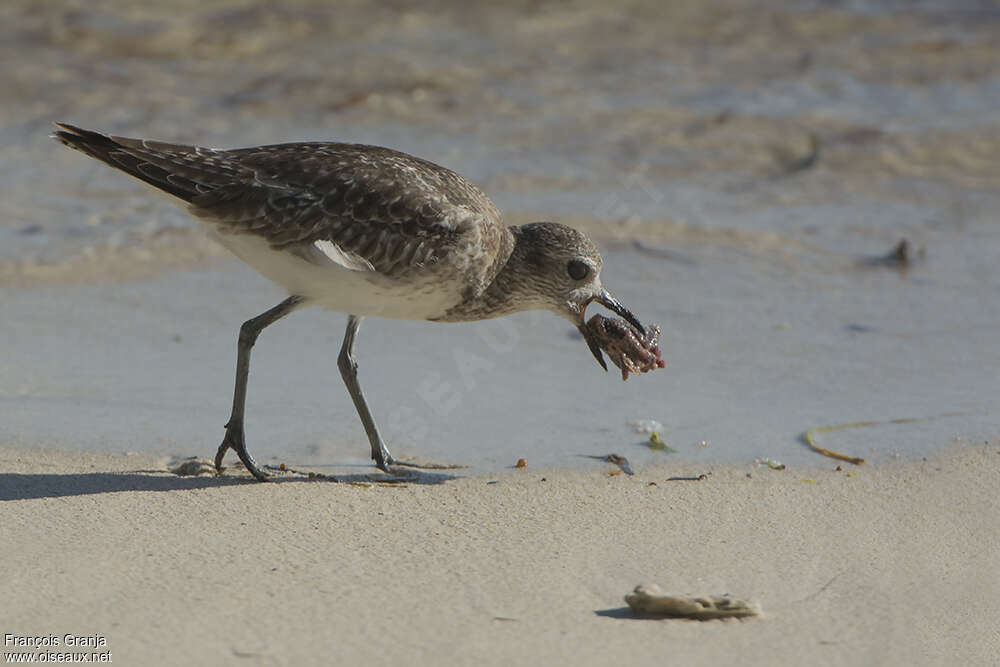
[594,289,644,333]
[577,288,645,371]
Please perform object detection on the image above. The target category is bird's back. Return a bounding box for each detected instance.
[54,124,514,319]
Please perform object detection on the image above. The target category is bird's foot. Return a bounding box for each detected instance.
[372,447,395,473]
[216,424,269,482]
[372,445,421,472]
[373,450,466,471]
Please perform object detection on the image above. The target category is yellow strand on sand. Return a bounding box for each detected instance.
[802,423,870,465]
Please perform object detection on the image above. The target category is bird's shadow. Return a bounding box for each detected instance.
[594,607,713,622]
[594,607,639,619]
[0,467,459,501]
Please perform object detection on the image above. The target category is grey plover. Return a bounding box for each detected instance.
[53,123,646,480]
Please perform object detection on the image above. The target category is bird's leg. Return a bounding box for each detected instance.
[337,315,397,472]
[216,295,305,481]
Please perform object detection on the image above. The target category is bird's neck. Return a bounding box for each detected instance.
[436,225,545,322]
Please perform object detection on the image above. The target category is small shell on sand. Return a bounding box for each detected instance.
[169,458,217,477]
[625,584,761,620]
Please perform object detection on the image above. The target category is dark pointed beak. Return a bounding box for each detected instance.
[577,288,644,371]
[595,289,644,334]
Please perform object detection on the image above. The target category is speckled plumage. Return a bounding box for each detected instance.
[53,123,514,320]
[54,123,646,480]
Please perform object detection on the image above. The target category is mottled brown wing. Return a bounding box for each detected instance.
[53,124,507,283]
[53,123,244,200]
[190,143,503,278]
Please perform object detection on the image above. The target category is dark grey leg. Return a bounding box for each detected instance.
[215,295,306,481]
[337,315,397,471]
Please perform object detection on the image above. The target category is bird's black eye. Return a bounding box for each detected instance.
[567,259,590,281]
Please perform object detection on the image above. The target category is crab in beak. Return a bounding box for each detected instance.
[576,288,644,371]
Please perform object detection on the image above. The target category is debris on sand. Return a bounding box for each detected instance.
[169,458,216,477]
[802,424,868,465]
[606,454,634,476]
[859,238,925,270]
[648,432,677,453]
[755,458,786,470]
[630,419,664,434]
[666,474,708,481]
[625,584,762,620]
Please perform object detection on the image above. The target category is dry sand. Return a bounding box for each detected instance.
[2,442,997,666]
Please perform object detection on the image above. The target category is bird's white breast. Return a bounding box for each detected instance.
[208,230,464,320]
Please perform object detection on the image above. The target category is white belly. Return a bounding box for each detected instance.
[209,230,463,320]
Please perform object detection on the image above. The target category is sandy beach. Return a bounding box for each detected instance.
[2,443,997,665]
[3,2,1000,664]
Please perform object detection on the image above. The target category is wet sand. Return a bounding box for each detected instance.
[2,443,998,665]
[4,0,999,266]
[4,1,999,473]
[3,242,997,474]
[2,2,1000,664]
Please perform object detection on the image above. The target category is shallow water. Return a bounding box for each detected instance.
[2,241,997,473]
[1,1,998,471]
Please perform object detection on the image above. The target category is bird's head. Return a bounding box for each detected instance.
[514,222,644,370]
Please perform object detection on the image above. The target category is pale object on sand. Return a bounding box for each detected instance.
[630,419,664,434]
[169,458,217,476]
[625,584,762,620]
